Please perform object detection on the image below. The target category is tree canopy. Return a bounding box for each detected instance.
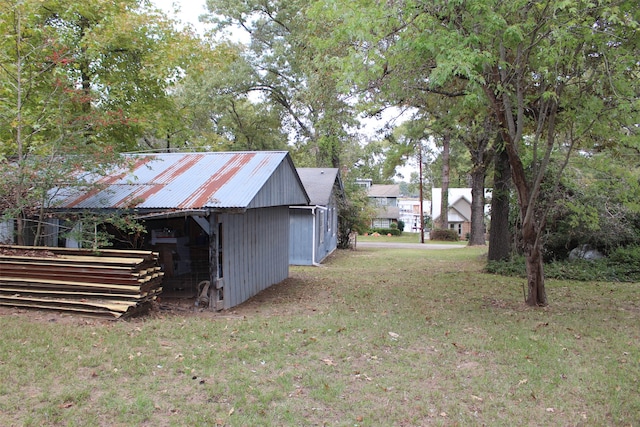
[0,0,204,243]
[308,0,640,305]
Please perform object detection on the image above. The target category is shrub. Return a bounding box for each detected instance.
[370,228,402,236]
[486,245,640,282]
[486,256,525,277]
[430,228,459,241]
[608,245,640,268]
[397,220,405,232]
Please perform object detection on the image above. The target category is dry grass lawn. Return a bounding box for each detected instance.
[0,245,638,426]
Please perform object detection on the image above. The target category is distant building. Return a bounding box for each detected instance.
[355,178,373,190]
[431,188,491,238]
[398,198,431,232]
[368,184,400,228]
[7,151,310,311]
[289,168,344,266]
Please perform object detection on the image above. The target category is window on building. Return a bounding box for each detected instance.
[449,223,462,235]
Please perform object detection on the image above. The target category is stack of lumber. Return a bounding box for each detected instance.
[0,245,164,319]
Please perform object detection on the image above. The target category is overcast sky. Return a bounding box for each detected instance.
[151,0,211,33]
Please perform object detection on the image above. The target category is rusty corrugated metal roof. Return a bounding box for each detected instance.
[53,151,307,211]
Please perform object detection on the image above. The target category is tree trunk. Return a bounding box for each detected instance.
[468,165,486,245]
[488,144,511,260]
[524,230,547,306]
[439,133,450,229]
[16,216,25,246]
[483,83,548,306]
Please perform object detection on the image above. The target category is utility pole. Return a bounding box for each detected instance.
[418,143,425,244]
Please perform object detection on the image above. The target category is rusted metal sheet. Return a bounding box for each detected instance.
[0,246,163,319]
[52,151,309,211]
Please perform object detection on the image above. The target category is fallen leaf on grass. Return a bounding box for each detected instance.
[388,332,400,339]
[59,402,73,409]
[322,358,336,366]
[452,342,466,351]
[546,407,555,413]
[471,395,483,402]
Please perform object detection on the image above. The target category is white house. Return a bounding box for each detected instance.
[398,198,431,232]
[431,188,491,238]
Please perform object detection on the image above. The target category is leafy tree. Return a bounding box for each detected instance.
[34,0,197,149]
[487,141,513,261]
[203,0,358,168]
[310,0,639,306]
[457,113,495,246]
[336,178,375,248]
[0,0,199,245]
[544,152,640,259]
[0,0,121,244]
[151,40,291,152]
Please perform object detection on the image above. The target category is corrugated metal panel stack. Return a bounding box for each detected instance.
[0,246,163,319]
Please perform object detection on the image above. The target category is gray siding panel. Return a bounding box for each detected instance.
[250,159,309,209]
[221,206,290,309]
[289,197,339,266]
[289,209,313,265]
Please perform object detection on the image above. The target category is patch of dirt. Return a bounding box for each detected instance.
[0,257,332,323]
[153,273,333,320]
[0,305,112,326]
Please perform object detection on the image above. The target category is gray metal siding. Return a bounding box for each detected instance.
[316,199,339,264]
[289,201,339,266]
[249,159,309,209]
[221,206,290,309]
[289,209,314,265]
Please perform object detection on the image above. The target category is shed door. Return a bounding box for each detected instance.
[209,216,225,310]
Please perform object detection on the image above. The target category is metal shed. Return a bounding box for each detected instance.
[289,168,344,266]
[51,151,310,310]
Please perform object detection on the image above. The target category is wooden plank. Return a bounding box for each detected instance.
[0,245,162,319]
[0,254,144,268]
[0,286,144,300]
[0,277,141,292]
[0,289,140,300]
[0,295,135,312]
[0,245,159,260]
[0,259,137,272]
[0,269,148,285]
[0,300,121,318]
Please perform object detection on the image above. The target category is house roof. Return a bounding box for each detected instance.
[431,188,492,222]
[368,184,400,198]
[295,168,342,206]
[53,151,310,212]
[431,188,472,222]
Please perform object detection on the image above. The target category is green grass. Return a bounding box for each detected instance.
[0,246,639,426]
[357,231,466,244]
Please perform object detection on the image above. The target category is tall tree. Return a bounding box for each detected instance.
[204,0,358,168]
[487,139,513,261]
[164,41,290,152]
[311,0,639,306]
[458,113,495,246]
[0,0,200,244]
